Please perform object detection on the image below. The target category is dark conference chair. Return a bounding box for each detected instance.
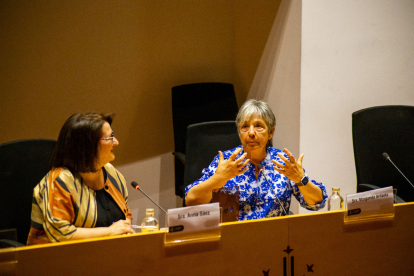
[352,105,414,202]
[183,121,241,205]
[0,139,56,246]
[172,82,239,198]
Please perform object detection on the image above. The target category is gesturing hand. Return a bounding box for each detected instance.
[272,148,305,183]
[215,148,250,181]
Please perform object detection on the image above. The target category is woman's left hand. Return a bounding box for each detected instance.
[272,148,305,183]
[108,219,134,236]
[272,148,324,205]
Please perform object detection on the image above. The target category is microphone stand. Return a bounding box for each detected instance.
[131,181,167,214]
[383,152,414,189]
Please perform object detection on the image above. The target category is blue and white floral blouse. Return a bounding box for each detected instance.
[185,146,327,221]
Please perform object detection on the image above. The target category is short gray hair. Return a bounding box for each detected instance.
[236,99,276,133]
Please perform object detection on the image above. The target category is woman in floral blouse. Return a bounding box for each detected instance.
[185,99,327,220]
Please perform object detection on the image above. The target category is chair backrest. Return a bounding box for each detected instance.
[183,121,241,193]
[172,82,239,197]
[352,105,414,202]
[0,139,56,245]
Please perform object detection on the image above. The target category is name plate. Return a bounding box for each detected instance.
[345,186,394,222]
[168,203,220,233]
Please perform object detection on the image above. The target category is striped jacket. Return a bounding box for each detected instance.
[27,163,132,245]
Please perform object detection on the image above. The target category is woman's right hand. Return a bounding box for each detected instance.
[185,148,249,206]
[108,219,134,236]
[215,148,249,181]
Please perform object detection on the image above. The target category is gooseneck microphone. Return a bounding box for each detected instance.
[131,181,167,214]
[382,153,414,189]
[257,164,288,216]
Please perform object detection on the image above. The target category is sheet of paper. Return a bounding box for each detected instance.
[168,203,220,233]
[346,186,394,220]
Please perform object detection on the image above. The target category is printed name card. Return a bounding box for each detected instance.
[168,203,220,233]
[345,186,395,223]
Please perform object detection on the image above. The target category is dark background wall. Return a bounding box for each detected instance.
[0,0,280,166]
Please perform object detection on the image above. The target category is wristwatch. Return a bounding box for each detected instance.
[296,176,309,187]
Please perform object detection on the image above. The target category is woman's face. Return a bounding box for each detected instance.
[239,114,273,156]
[97,121,119,167]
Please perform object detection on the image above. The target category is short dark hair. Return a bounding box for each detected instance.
[51,112,114,173]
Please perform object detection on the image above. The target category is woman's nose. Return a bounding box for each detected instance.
[248,126,255,136]
[113,137,119,146]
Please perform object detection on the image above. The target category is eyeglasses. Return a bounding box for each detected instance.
[100,132,116,144]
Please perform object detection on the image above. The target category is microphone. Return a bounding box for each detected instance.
[131,181,167,214]
[257,164,288,216]
[382,152,414,189]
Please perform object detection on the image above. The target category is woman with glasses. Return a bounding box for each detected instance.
[185,99,327,220]
[27,112,134,245]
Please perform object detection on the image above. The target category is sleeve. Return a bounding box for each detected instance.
[27,183,50,245]
[291,175,328,211]
[120,173,132,221]
[42,173,78,242]
[108,166,133,222]
[184,154,220,197]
